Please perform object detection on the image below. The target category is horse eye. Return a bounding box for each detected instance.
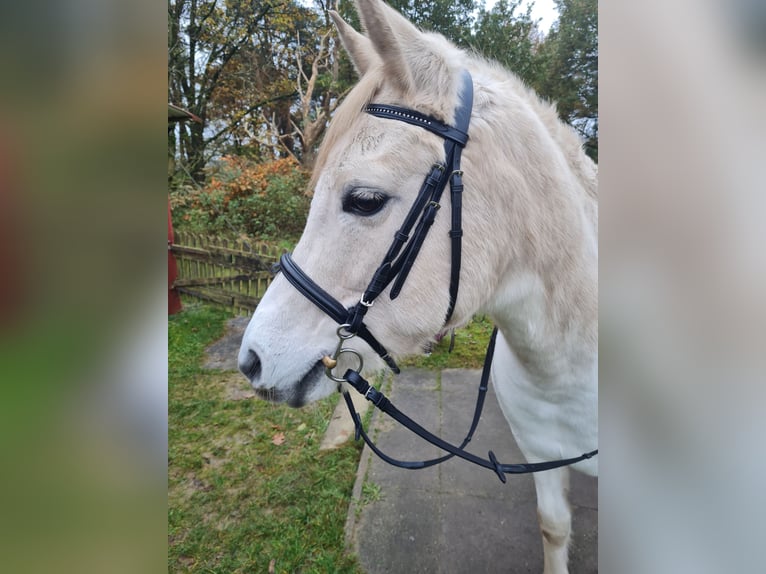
[342,190,389,216]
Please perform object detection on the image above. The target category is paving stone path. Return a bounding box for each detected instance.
[344,368,598,574]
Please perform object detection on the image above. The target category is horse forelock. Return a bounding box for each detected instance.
[309,72,382,193]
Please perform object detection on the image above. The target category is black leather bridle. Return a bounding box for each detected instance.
[276,70,598,482]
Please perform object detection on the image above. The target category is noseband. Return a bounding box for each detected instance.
[277,70,597,481]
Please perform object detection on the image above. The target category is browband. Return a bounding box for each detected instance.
[365,104,469,146]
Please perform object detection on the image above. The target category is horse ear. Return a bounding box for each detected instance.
[329,11,378,77]
[355,0,449,97]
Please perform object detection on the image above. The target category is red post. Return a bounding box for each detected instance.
[168,200,182,315]
[0,132,24,327]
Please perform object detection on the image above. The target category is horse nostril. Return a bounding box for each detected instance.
[239,349,262,381]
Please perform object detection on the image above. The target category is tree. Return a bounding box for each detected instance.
[472,0,542,86]
[169,0,347,180]
[169,0,286,181]
[201,5,312,161]
[287,28,344,168]
[337,0,479,47]
[537,0,598,160]
[204,2,350,168]
[389,0,479,46]
[168,0,597,185]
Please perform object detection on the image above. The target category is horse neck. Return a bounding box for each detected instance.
[484,205,597,381]
[485,257,597,383]
[469,73,598,379]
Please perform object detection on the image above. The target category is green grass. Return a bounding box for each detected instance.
[360,482,383,506]
[398,315,495,370]
[168,302,364,573]
[168,304,494,572]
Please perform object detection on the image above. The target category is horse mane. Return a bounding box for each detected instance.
[499,66,598,201]
[461,51,598,204]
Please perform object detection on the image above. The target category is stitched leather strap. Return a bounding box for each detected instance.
[390,200,441,299]
[444,73,472,321]
[364,70,473,320]
[445,172,464,322]
[279,253,400,373]
[279,251,347,323]
[360,164,446,304]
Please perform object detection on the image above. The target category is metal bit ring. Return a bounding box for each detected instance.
[324,347,364,383]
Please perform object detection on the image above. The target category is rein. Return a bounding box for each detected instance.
[339,328,598,483]
[277,70,598,482]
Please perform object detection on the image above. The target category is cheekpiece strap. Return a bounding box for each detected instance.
[363,70,473,324]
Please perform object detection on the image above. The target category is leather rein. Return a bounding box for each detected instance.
[277,70,598,482]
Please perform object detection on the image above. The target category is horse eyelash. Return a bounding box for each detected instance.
[342,188,390,215]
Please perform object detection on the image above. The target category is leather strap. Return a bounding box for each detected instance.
[364,70,473,321]
[279,251,347,323]
[341,327,598,482]
[279,253,400,373]
[365,104,469,146]
[444,73,472,321]
[360,164,446,305]
[277,71,474,375]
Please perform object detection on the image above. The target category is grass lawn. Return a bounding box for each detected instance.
[168,302,494,573]
[168,303,364,573]
[399,314,495,370]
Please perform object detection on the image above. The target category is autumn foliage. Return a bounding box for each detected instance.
[170,157,310,241]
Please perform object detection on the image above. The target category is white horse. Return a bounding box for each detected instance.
[239,1,597,572]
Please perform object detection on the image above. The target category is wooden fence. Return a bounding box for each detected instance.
[170,231,284,315]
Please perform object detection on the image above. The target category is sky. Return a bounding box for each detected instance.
[485,0,559,33]
[525,0,558,33]
[294,0,560,35]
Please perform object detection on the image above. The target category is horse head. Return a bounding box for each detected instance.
[238,0,492,405]
[239,0,597,408]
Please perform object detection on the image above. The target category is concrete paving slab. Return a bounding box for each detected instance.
[346,369,598,574]
[353,486,445,574]
[440,496,543,573]
[364,370,443,490]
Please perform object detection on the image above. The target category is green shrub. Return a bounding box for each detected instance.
[171,156,310,241]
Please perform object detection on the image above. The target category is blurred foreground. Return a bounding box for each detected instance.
[600,0,765,572]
